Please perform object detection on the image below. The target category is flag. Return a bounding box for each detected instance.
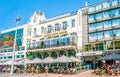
[16,16,21,22]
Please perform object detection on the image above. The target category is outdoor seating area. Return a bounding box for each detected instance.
[92,53,120,76]
[0,56,89,75]
[93,67,120,76]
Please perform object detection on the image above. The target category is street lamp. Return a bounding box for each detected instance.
[11,16,21,75]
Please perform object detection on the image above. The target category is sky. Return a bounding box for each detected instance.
[0,0,99,31]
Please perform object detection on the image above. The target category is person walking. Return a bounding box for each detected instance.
[45,65,49,76]
[36,65,40,74]
[31,66,35,75]
[23,65,27,75]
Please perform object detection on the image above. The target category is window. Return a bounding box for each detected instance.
[103,1,110,8]
[33,28,36,36]
[104,20,112,28]
[0,57,2,59]
[112,0,118,6]
[89,15,95,21]
[21,55,24,58]
[104,31,113,38]
[113,29,120,37]
[41,27,44,34]
[63,22,68,30]
[27,29,31,36]
[55,24,60,31]
[112,19,120,26]
[8,56,12,59]
[16,55,20,58]
[71,20,75,28]
[89,23,97,30]
[97,32,104,39]
[103,11,111,18]
[95,13,103,20]
[48,25,54,33]
[4,57,6,59]
[96,3,102,10]
[97,22,103,29]
[89,33,97,41]
[89,6,95,12]
[112,9,119,16]
[71,32,77,36]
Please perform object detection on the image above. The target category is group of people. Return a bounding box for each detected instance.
[0,65,49,76]
[95,62,119,75]
[23,65,49,76]
[0,65,11,74]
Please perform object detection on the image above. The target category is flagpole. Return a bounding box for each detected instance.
[11,16,21,75]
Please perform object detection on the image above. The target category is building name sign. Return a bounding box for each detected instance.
[76,51,103,56]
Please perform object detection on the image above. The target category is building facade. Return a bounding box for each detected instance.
[0,25,27,62]
[26,11,83,61]
[77,0,120,69]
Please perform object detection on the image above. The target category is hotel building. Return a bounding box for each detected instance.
[77,0,120,69]
[25,10,83,61]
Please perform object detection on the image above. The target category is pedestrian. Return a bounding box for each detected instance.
[23,65,27,75]
[45,65,49,76]
[31,66,35,75]
[0,66,3,74]
[36,65,40,74]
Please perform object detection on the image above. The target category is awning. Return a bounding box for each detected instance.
[97,53,120,60]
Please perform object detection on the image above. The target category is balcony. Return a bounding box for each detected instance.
[27,36,77,52]
[44,26,68,37]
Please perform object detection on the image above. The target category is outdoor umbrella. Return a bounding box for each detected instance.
[3,60,12,65]
[42,57,55,64]
[97,53,120,60]
[70,56,80,62]
[31,58,43,64]
[55,55,73,63]
[25,59,33,64]
[15,59,25,65]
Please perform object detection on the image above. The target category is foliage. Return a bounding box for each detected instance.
[43,52,49,58]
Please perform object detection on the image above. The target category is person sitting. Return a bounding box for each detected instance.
[107,66,113,75]
[94,67,100,75]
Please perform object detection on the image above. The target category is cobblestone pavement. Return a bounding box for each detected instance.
[0,70,120,77]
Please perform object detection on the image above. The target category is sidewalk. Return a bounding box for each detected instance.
[0,70,120,77]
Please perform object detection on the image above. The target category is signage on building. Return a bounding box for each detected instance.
[76,51,103,56]
[17,52,23,54]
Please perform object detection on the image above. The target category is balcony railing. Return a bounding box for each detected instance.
[89,25,120,33]
[44,26,68,34]
[27,36,77,51]
[88,15,120,24]
[89,28,104,33]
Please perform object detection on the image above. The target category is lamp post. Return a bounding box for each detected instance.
[11,16,21,75]
[113,34,115,51]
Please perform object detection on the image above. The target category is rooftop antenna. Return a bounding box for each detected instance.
[85,1,88,7]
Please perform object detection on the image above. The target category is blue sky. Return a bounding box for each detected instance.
[0,0,99,31]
